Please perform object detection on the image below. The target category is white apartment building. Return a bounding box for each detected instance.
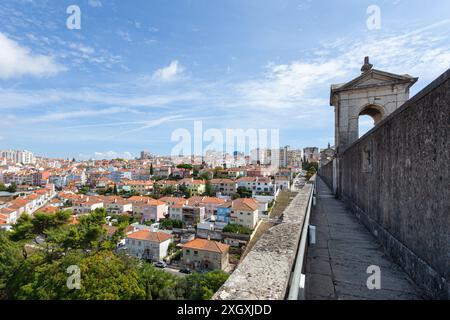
[126,229,172,261]
[0,150,35,164]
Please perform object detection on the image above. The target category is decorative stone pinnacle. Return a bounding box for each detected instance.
[361,56,373,73]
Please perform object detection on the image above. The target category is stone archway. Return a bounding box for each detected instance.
[359,104,385,125]
[358,104,385,137]
[330,57,417,152]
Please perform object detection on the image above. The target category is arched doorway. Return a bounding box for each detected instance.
[358,104,385,138]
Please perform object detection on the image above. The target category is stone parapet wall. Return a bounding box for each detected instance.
[213,184,313,300]
[338,69,450,299]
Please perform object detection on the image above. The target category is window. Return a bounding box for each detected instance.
[194,251,198,255]
[362,140,373,173]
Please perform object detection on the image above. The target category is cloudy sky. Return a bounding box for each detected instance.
[0,0,449,159]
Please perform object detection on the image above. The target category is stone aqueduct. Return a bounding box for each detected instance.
[322,59,450,299]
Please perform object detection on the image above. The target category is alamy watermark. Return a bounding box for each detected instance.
[367,5,381,30]
[66,265,81,290]
[170,121,281,168]
[366,265,381,290]
[66,5,81,30]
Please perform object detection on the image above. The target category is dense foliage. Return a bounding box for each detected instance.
[159,219,183,230]
[303,162,318,180]
[236,186,252,198]
[0,208,229,300]
[222,223,253,235]
[0,182,17,193]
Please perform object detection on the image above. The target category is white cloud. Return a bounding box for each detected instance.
[0,32,65,79]
[152,60,185,82]
[117,31,132,42]
[69,43,95,56]
[234,19,450,111]
[88,0,102,8]
[25,107,128,123]
[79,151,134,161]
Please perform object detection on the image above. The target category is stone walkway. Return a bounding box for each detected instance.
[305,177,424,300]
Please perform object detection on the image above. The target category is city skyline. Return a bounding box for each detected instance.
[1,0,450,159]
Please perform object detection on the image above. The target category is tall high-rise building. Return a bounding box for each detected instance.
[303,147,320,163]
[0,150,35,164]
[140,150,153,160]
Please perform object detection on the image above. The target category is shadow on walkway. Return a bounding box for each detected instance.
[305,176,424,300]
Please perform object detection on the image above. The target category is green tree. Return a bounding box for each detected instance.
[6,182,17,193]
[223,223,252,235]
[176,164,193,170]
[149,163,154,176]
[175,270,229,300]
[236,186,252,198]
[204,181,214,197]
[161,185,175,196]
[11,214,34,241]
[0,230,24,299]
[159,219,183,230]
[138,262,177,300]
[31,211,71,235]
[75,251,145,300]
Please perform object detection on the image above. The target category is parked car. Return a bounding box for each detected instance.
[154,261,167,268]
[179,268,192,274]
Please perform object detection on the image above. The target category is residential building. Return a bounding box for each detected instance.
[180,178,206,196]
[275,176,290,191]
[129,196,168,222]
[237,177,274,195]
[303,147,320,163]
[182,238,230,271]
[126,229,172,261]
[216,201,232,223]
[182,206,206,226]
[230,198,259,230]
[72,196,104,214]
[210,179,238,196]
[0,150,35,164]
[104,197,133,215]
[119,180,154,195]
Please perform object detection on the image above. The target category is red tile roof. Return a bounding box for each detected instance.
[127,229,172,243]
[183,238,229,254]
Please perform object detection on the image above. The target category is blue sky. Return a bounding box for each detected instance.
[0,0,449,159]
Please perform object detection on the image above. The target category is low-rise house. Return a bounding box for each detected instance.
[110,170,132,183]
[168,200,186,221]
[196,221,227,241]
[274,176,290,191]
[186,196,226,218]
[126,229,172,261]
[180,178,206,196]
[153,165,172,178]
[0,207,18,225]
[182,238,230,271]
[217,201,232,223]
[182,205,206,226]
[154,180,180,191]
[129,196,168,222]
[119,180,154,195]
[246,165,272,177]
[72,196,104,214]
[237,177,274,195]
[225,168,246,178]
[104,197,133,215]
[230,198,259,230]
[210,179,238,196]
